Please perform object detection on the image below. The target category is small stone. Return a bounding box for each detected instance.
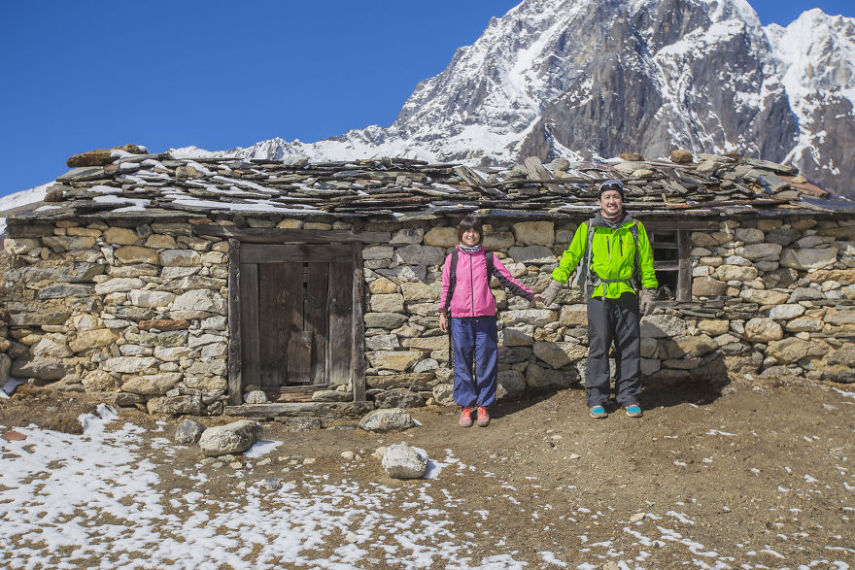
[174,418,206,445]
[341,451,356,461]
[263,478,282,492]
[630,513,647,522]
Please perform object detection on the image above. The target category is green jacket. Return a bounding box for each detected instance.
[551,212,658,299]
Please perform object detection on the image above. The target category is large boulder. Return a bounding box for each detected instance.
[359,408,417,432]
[381,442,429,479]
[199,420,263,457]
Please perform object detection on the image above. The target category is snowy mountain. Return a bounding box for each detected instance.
[173,0,855,197]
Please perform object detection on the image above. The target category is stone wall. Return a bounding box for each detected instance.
[2,213,853,415]
[2,220,229,414]
[359,215,855,408]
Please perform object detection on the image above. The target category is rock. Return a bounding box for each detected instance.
[423,227,458,248]
[370,294,405,313]
[507,245,555,264]
[743,318,784,342]
[359,408,417,432]
[740,288,790,306]
[81,370,120,392]
[497,370,526,400]
[312,390,351,402]
[114,246,159,265]
[0,354,11,385]
[393,245,445,266]
[173,290,227,314]
[364,313,408,329]
[390,228,424,245]
[513,221,554,246]
[525,363,578,390]
[766,338,828,364]
[243,390,269,404]
[670,149,693,163]
[533,341,587,368]
[381,442,429,479]
[369,350,422,372]
[128,290,176,308]
[768,304,806,320]
[374,388,425,409]
[692,277,727,297]
[174,418,206,445]
[11,359,66,381]
[559,304,588,326]
[483,231,515,250]
[114,392,143,407]
[500,326,534,346]
[432,383,454,406]
[147,394,205,416]
[69,329,119,353]
[641,314,687,338]
[400,282,440,302]
[780,248,838,270]
[199,420,263,456]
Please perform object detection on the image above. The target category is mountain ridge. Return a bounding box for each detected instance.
[172,0,855,197]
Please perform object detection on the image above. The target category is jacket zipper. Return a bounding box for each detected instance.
[469,253,475,316]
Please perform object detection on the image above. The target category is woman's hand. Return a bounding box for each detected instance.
[439,311,449,333]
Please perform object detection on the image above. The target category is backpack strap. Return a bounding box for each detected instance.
[443,249,459,313]
[580,220,642,299]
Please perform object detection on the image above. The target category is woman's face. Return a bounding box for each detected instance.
[460,228,481,247]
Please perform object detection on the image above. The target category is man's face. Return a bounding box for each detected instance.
[598,189,623,217]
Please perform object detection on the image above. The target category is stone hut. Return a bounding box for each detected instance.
[0,147,853,417]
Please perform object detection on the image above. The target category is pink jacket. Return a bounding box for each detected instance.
[439,246,534,318]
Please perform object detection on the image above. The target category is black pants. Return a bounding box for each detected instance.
[585,293,641,408]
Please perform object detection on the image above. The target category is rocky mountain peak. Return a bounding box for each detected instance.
[172,0,855,197]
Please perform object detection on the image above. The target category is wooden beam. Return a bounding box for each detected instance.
[677,229,692,302]
[227,239,242,405]
[193,225,390,244]
[351,242,366,402]
[241,243,353,263]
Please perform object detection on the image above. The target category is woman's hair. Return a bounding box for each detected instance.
[457,214,484,244]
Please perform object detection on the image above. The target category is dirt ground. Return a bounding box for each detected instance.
[2,375,855,568]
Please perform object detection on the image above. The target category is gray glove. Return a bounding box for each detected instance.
[639,288,657,316]
[541,279,563,306]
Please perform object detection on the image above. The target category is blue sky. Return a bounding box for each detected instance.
[1,0,853,197]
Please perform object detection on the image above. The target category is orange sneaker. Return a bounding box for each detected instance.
[476,406,490,427]
[458,407,473,427]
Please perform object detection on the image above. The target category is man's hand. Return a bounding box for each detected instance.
[439,311,449,333]
[541,279,563,306]
[639,288,657,316]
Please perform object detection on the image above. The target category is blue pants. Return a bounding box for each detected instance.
[451,317,498,407]
[586,293,642,408]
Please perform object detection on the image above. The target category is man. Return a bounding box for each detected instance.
[542,179,657,419]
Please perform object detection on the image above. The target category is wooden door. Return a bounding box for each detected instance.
[236,243,353,396]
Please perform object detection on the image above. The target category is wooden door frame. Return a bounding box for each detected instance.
[225,232,368,405]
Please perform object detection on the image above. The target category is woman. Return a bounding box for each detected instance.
[438,215,543,427]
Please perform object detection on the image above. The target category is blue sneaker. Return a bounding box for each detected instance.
[589,405,607,419]
[625,404,643,418]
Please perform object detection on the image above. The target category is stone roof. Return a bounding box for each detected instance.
[6,147,855,223]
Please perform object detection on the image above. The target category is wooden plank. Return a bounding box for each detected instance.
[350,243,366,402]
[328,261,353,386]
[193,225,391,244]
[677,229,692,302]
[239,262,260,391]
[227,239,242,405]
[242,244,353,264]
[306,263,329,386]
[286,331,312,384]
[258,263,297,389]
